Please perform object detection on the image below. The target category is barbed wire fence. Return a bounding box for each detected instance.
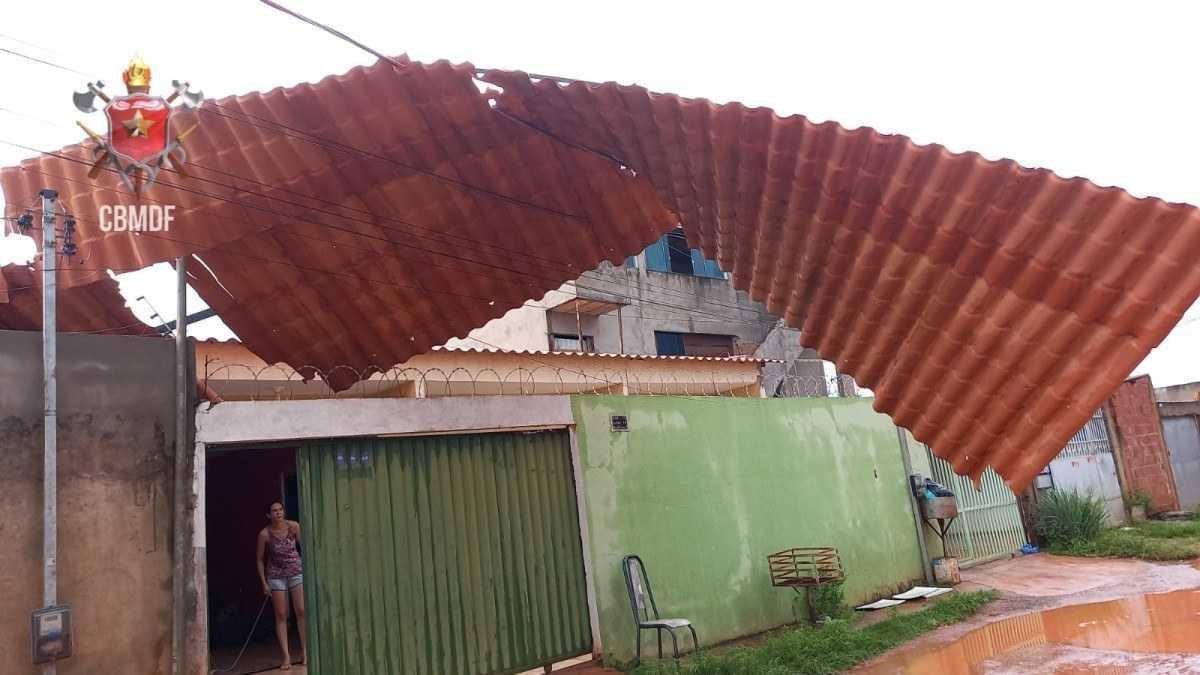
[201,357,845,402]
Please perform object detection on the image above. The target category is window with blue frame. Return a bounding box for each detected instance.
[654,331,736,357]
[642,226,724,278]
[654,331,686,356]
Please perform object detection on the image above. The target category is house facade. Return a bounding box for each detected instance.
[444,229,835,396]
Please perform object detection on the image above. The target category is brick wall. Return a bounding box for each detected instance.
[1108,375,1179,512]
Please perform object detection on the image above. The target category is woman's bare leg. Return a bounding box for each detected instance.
[271,589,292,669]
[290,583,307,664]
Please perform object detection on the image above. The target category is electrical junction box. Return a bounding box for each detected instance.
[31,605,72,664]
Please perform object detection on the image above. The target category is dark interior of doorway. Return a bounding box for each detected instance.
[206,446,304,674]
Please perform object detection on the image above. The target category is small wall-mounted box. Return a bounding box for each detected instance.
[31,605,72,664]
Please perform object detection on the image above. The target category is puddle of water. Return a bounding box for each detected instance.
[860,589,1200,674]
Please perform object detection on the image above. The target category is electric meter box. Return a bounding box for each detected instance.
[31,605,72,664]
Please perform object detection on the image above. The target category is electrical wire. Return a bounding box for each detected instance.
[0,106,595,279]
[0,46,589,222]
[3,159,771,348]
[3,144,787,330]
[4,196,762,337]
[0,52,793,337]
[0,47,91,78]
[0,50,769,319]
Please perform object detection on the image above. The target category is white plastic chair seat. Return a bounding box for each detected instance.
[643,618,692,629]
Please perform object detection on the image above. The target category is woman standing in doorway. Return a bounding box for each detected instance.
[256,502,307,670]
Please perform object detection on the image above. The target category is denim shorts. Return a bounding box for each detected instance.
[268,574,303,591]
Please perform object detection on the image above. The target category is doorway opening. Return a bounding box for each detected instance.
[206,446,305,674]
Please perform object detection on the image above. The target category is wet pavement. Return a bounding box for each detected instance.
[859,588,1200,673]
[856,555,1200,674]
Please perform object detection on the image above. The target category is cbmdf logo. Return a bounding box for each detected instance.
[73,57,203,195]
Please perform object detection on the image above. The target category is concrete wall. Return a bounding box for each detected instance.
[574,262,787,356]
[444,287,573,352]
[199,341,765,399]
[196,395,575,445]
[443,260,803,363]
[1156,381,1200,403]
[0,330,179,675]
[1109,375,1179,512]
[570,396,924,664]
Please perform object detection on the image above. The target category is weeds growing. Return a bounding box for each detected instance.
[1051,519,1200,560]
[633,590,996,675]
[1033,490,1108,546]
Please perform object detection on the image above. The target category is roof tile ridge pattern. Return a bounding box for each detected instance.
[3,57,678,389]
[483,69,1200,489]
[0,259,150,333]
[0,55,472,292]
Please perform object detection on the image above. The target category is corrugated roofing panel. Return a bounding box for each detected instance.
[1,58,676,388]
[0,265,153,335]
[5,57,1198,488]
[483,70,1200,489]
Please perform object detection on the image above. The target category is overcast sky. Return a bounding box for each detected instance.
[0,0,1197,385]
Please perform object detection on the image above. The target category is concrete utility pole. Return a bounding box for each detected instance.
[41,188,58,675]
[171,256,188,675]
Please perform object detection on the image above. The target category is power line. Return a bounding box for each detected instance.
[0,45,592,222]
[0,36,792,353]
[2,161,777,332]
[0,47,776,318]
[0,47,90,78]
[0,106,596,278]
[1,138,787,327]
[256,0,406,70]
[0,52,793,329]
[251,0,634,175]
[253,1,600,88]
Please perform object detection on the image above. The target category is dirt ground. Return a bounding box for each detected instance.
[854,553,1200,673]
[220,555,1200,674]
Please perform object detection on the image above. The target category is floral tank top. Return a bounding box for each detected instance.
[266,526,302,579]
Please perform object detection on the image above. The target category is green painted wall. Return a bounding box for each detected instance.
[571,396,925,664]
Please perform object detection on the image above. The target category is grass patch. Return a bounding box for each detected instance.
[1034,490,1107,546]
[1049,519,1200,561]
[633,590,996,675]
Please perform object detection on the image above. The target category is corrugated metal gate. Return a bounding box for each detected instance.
[299,430,591,675]
[1046,410,1124,524]
[927,450,1026,565]
[1163,416,1200,510]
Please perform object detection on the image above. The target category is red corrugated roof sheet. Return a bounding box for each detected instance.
[0,264,152,335]
[1,58,675,386]
[482,70,1200,488]
[3,57,1198,488]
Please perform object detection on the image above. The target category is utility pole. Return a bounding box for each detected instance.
[171,255,187,675]
[41,188,58,675]
[20,188,78,672]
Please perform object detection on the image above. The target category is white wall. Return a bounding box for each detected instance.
[443,286,574,352]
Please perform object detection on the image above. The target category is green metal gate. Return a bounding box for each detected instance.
[927,451,1026,565]
[299,430,591,675]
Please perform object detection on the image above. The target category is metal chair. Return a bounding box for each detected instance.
[621,554,698,665]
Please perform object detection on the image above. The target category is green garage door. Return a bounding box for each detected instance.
[299,430,591,675]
